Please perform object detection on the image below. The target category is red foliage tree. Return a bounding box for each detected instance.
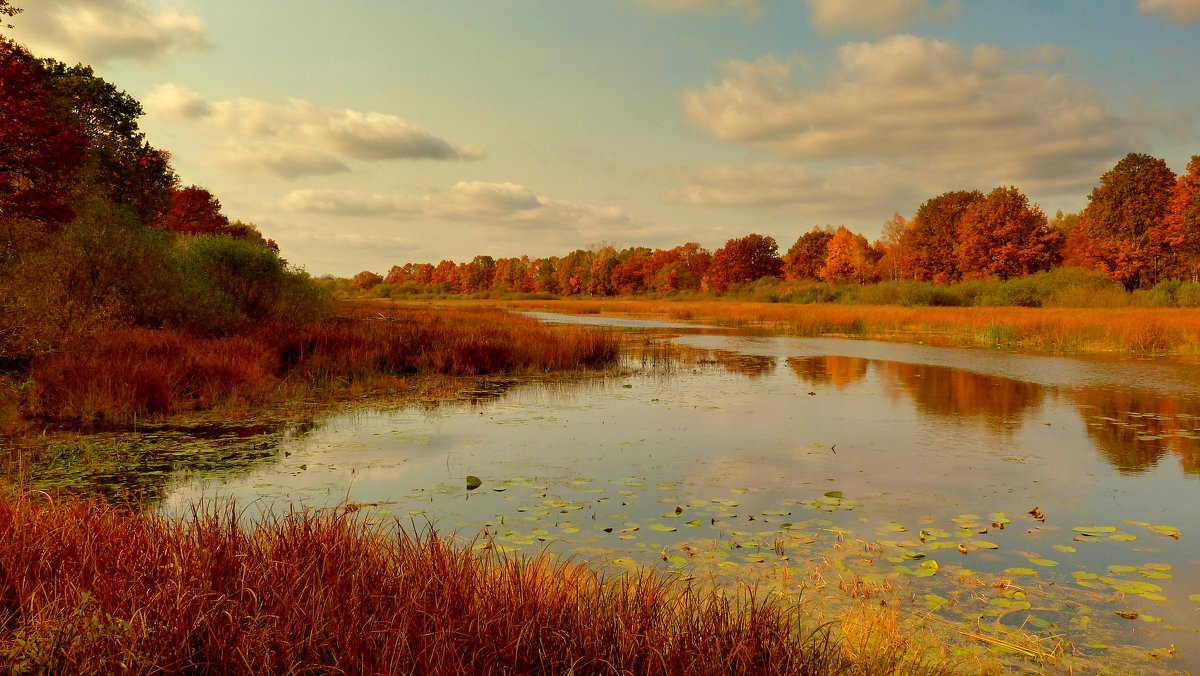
[157,185,229,234]
[705,234,782,293]
[900,190,983,283]
[350,270,383,291]
[955,186,1062,280]
[0,39,87,224]
[782,227,834,281]
[1070,153,1176,289]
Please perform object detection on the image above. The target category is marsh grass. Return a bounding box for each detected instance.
[0,491,963,675]
[23,304,619,425]
[485,298,1200,355]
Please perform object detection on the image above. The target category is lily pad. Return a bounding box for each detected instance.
[465,475,483,490]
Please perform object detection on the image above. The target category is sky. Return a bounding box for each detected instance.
[8,0,1200,277]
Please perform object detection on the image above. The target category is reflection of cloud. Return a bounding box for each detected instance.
[14,0,210,65]
[806,0,960,34]
[145,84,483,178]
[684,36,1136,193]
[1138,0,1200,23]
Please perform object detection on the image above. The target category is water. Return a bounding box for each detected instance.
[154,319,1199,672]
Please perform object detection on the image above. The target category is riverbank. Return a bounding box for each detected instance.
[446,298,1200,355]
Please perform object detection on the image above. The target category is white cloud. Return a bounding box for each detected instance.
[805,0,959,35]
[1138,0,1200,23]
[623,0,762,18]
[284,182,635,230]
[13,0,209,66]
[683,35,1137,192]
[145,84,484,177]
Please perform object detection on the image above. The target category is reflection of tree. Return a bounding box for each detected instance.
[1068,387,1200,476]
[876,361,1045,429]
[785,356,869,390]
[685,349,776,378]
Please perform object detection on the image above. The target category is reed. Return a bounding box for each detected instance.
[0,491,961,675]
[21,304,619,425]
[483,299,1200,355]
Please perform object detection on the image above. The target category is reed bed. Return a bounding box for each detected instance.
[485,299,1200,354]
[25,305,619,425]
[0,491,958,675]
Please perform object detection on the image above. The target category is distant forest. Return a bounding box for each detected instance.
[349,153,1200,297]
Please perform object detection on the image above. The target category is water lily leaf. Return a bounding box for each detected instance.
[881,522,908,532]
[1109,533,1137,542]
[762,510,791,516]
[465,475,483,490]
[1051,544,1076,553]
[1072,571,1099,580]
[684,520,701,527]
[1028,558,1059,567]
[1188,593,1200,602]
[970,540,999,550]
[611,557,636,566]
[1107,564,1137,573]
[1071,526,1116,535]
[920,560,939,572]
[1004,567,1037,576]
[1145,524,1181,537]
[650,523,677,532]
[823,491,843,499]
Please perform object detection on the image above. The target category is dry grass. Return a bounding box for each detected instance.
[0,491,963,675]
[479,298,1200,354]
[23,304,619,425]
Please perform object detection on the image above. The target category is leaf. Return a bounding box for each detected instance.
[823,491,843,499]
[650,523,677,532]
[1004,567,1037,575]
[465,475,483,490]
[1071,526,1117,535]
[1028,558,1059,567]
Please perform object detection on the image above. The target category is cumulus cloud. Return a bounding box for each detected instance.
[13,0,209,66]
[1138,0,1200,23]
[145,84,484,177]
[683,35,1137,192]
[805,0,959,34]
[623,0,762,18]
[283,182,634,230]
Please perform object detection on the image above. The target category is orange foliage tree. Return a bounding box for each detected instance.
[704,234,782,293]
[955,186,1062,280]
[1165,155,1200,282]
[157,186,229,234]
[1067,153,1177,289]
[782,227,833,281]
[820,226,876,284]
[900,190,983,283]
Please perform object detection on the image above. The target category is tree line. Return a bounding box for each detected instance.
[352,153,1200,297]
[1,37,322,365]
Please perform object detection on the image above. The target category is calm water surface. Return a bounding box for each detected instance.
[159,316,1200,673]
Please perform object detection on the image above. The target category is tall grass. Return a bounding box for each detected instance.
[0,491,959,675]
[25,304,619,425]
[487,298,1200,354]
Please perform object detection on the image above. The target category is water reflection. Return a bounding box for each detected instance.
[786,355,869,390]
[1068,387,1200,476]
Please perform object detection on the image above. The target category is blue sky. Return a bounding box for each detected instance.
[10,0,1200,276]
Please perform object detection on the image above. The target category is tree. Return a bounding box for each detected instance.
[955,186,1062,280]
[782,227,834,281]
[156,185,229,234]
[873,213,909,281]
[1165,155,1200,282]
[1,0,20,30]
[38,59,177,224]
[0,39,87,224]
[1070,153,1177,289]
[900,190,984,283]
[705,234,782,293]
[350,270,383,291]
[820,226,877,284]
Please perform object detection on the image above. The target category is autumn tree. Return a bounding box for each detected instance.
[0,39,87,225]
[1,0,20,30]
[609,248,652,295]
[156,185,229,234]
[1068,153,1177,289]
[705,234,782,293]
[1165,155,1200,282]
[782,227,834,281]
[873,212,909,281]
[350,270,383,291]
[900,190,983,283]
[954,187,1063,280]
[820,226,876,284]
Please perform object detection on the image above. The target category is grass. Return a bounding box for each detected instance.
[477,298,1200,355]
[19,303,620,426]
[0,490,963,675]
